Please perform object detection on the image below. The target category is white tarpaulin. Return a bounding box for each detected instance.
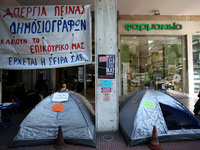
[0,5,92,69]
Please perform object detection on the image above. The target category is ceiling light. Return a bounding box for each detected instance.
[154,10,160,15]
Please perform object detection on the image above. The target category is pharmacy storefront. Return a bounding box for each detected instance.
[118,20,200,97]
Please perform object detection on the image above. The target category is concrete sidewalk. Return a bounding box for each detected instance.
[1,93,200,150]
[3,131,200,150]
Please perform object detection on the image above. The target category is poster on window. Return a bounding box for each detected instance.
[98,55,115,79]
[0,5,92,69]
[168,65,176,74]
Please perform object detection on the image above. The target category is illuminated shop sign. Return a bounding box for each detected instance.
[125,23,182,31]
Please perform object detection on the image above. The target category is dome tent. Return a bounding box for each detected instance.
[119,90,200,147]
[10,91,96,147]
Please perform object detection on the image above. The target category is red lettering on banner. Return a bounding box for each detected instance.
[69,6,75,14]
[3,6,47,18]
[30,45,34,54]
[1,39,4,44]
[75,6,81,14]
[81,6,85,14]
[20,7,25,18]
[71,42,85,50]
[5,40,10,45]
[0,39,27,45]
[54,5,85,16]
[3,8,13,18]
[3,5,85,18]
[30,44,69,54]
[32,6,36,16]
[13,8,20,18]
[41,7,47,16]
[61,6,65,16]
[27,7,32,17]
[43,45,48,53]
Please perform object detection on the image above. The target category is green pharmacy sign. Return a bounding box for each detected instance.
[125,23,182,31]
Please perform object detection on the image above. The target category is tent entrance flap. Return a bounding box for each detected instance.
[160,103,200,130]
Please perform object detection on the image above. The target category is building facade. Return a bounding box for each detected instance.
[1,1,200,132]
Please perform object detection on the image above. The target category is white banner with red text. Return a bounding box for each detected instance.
[0,5,92,69]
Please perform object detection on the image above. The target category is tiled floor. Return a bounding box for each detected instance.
[1,92,200,150]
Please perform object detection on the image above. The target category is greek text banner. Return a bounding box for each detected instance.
[0,5,92,69]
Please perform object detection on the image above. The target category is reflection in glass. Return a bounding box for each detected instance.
[193,36,200,94]
[120,36,185,95]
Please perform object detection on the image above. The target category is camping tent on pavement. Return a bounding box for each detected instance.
[10,91,96,147]
[119,89,200,147]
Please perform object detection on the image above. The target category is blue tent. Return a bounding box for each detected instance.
[119,90,200,147]
[10,91,96,147]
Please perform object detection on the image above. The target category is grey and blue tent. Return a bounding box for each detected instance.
[10,91,96,147]
[119,90,200,147]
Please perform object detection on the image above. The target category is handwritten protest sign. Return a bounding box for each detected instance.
[52,104,64,112]
[143,100,155,109]
[0,5,92,69]
[52,92,69,102]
